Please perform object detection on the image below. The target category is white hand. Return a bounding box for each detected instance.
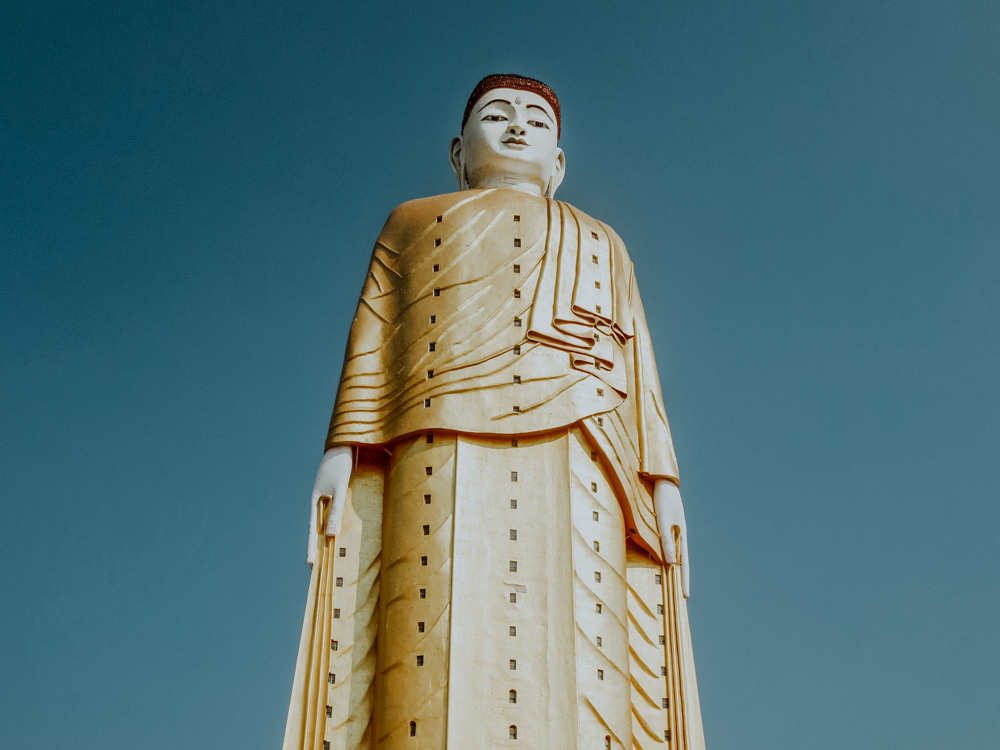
[306,446,353,566]
[654,479,691,598]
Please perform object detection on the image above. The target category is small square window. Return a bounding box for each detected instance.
[339,547,346,557]
[591,482,598,492]
[428,342,436,352]
[596,636,602,647]
[657,605,664,614]
[419,588,426,599]
[661,666,667,676]
[665,730,671,741]
[513,317,521,327]
[596,603,602,614]
[513,345,521,355]
[336,577,343,587]
[326,704,333,717]
[513,214,520,221]
[423,524,430,535]
[509,561,517,572]
[510,659,516,670]
[427,369,434,379]
[432,264,439,272]
[593,511,599,521]
[591,231,599,240]
[592,253,598,264]
[328,673,335,684]
[596,388,604,397]
[421,556,428,566]
[594,571,601,583]
[429,315,436,324]
[425,467,433,476]
[655,574,662,584]
[513,238,521,247]
[324,742,330,750]
[597,669,604,680]
[596,305,602,314]
[424,493,432,504]
[510,498,517,509]
[433,288,441,297]
[510,529,517,540]
[595,281,601,289]
[426,433,433,443]
[513,264,520,273]
[331,639,338,651]
[513,375,521,384]
[593,541,600,552]
[509,626,516,636]
[418,621,425,632]
[510,592,517,603]
[416,655,424,666]
[597,417,604,427]
[662,697,669,709]
[513,288,521,299]
[512,405,520,413]
[424,398,431,408]
[434,238,441,247]
[436,215,442,222]
[511,438,518,446]
[659,635,666,645]
[333,608,341,619]
[511,472,518,482]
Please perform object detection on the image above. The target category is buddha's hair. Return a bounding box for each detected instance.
[461,74,561,139]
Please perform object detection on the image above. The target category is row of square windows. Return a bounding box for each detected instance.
[324,732,666,747]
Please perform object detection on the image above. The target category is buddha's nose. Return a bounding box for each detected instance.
[506,123,526,137]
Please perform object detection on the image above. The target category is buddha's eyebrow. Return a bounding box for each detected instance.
[477,98,512,112]
[526,104,553,122]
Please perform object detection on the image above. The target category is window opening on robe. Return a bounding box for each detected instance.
[509,625,516,636]
[597,669,604,680]
[423,524,430,535]
[510,592,517,603]
[331,639,338,651]
[326,705,333,717]
[339,547,346,557]
[509,561,517,572]
[510,498,517,509]
[416,655,424,666]
[513,238,521,247]
[662,697,669,708]
[509,660,516,670]
[657,604,664,614]
[596,636,602,647]
[419,588,426,599]
[434,238,441,247]
[511,472,518,482]
[328,674,335,685]
[335,577,343,587]
[418,621,425,633]
[509,689,517,704]
[510,529,517,540]
[432,264,439,272]
[605,737,611,750]
[333,608,341,618]
[410,721,417,737]
[424,398,431,408]
[424,493,432,504]
[421,556,428,566]
[509,725,518,739]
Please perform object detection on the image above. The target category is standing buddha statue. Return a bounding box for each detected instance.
[283,74,707,750]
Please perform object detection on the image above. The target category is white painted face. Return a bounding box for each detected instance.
[450,87,566,196]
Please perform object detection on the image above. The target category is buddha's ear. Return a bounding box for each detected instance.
[448,137,465,191]
[547,148,566,199]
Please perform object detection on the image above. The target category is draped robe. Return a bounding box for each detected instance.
[283,188,706,750]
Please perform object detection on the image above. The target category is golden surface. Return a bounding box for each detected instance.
[285,189,705,748]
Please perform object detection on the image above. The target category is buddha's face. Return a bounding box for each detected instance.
[450,87,565,196]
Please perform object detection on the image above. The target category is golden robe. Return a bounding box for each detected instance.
[284,189,706,750]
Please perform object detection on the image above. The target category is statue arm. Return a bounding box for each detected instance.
[654,478,691,598]
[306,445,353,566]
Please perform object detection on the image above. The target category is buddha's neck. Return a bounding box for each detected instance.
[470,174,544,195]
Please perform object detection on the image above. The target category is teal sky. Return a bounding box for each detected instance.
[2,1,998,748]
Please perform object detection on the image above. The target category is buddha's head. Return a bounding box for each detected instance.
[449,74,566,198]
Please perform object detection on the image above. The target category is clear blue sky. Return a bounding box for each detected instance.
[2,1,998,748]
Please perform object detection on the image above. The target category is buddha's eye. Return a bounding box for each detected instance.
[528,120,550,129]
[482,114,508,122]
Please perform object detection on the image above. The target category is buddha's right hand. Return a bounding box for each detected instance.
[306,445,353,566]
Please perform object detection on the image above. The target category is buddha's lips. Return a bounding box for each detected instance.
[503,137,529,146]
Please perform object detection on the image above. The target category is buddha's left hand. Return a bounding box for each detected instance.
[654,479,691,598]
